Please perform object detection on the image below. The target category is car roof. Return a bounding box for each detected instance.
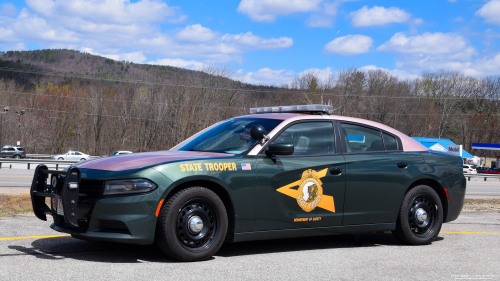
[238,113,428,153]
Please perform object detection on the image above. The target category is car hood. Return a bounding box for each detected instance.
[72,151,234,171]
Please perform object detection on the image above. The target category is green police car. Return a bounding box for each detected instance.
[30,105,466,262]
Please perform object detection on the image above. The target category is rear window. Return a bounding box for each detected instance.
[16,147,24,151]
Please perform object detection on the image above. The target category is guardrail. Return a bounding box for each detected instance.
[0,158,79,170]
[465,174,500,181]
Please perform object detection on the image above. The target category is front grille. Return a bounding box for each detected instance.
[79,180,104,199]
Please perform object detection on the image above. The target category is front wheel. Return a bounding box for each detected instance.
[58,157,64,160]
[156,187,228,262]
[392,185,443,245]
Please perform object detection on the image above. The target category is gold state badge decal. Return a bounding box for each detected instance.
[276,168,335,213]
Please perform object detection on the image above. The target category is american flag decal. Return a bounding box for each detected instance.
[241,163,251,170]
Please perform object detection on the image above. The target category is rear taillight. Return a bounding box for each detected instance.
[469,169,473,171]
[23,151,25,154]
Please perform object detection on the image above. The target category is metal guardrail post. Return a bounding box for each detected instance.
[56,164,58,170]
[28,163,30,170]
[468,176,470,181]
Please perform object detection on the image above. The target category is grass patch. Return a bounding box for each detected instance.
[0,192,33,215]
[464,199,500,205]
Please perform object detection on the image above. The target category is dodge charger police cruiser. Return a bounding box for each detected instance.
[30,105,466,262]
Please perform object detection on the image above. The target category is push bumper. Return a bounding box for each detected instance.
[30,164,172,245]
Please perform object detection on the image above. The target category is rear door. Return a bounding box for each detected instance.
[255,120,346,231]
[339,122,414,226]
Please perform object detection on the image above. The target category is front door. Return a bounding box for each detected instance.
[255,121,346,231]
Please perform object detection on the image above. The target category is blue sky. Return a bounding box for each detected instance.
[0,0,499,85]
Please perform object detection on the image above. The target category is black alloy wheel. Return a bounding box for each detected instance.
[408,195,437,238]
[392,185,443,245]
[176,201,218,252]
[156,186,228,262]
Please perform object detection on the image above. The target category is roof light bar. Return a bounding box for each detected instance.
[249,104,333,115]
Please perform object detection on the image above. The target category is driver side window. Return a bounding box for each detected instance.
[271,122,335,156]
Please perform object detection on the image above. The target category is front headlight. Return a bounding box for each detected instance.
[103,179,157,195]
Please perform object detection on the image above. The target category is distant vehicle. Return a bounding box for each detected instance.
[51,151,89,161]
[485,168,500,174]
[1,146,26,159]
[463,165,477,174]
[476,167,489,173]
[100,151,133,158]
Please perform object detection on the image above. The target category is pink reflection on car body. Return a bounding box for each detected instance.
[73,151,234,171]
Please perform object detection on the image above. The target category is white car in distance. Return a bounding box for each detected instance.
[463,164,477,174]
[52,151,90,161]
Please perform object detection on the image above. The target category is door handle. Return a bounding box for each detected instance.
[397,162,408,169]
[329,167,342,175]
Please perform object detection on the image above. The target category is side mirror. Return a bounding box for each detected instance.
[250,125,267,141]
[267,143,294,155]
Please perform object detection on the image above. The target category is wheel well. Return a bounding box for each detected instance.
[406,178,448,222]
[164,180,236,242]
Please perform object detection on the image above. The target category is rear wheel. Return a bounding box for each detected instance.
[392,185,443,245]
[80,158,86,161]
[156,186,228,262]
[14,155,20,159]
[58,157,64,160]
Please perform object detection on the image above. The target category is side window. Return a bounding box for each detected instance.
[69,152,75,155]
[271,122,335,156]
[75,152,82,155]
[8,148,15,151]
[341,123,384,153]
[382,133,398,151]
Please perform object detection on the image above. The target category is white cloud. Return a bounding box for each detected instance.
[1,3,18,17]
[448,0,458,2]
[147,58,206,70]
[377,32,472,56]
[350,6,412,27]
[0,8,79,43]
[453,16,465,22]
[324,34,373,56]
[0,2,292,65]
[25,0,184,25]
[476,0,500,25]
[0,42,27,52]
[237,0,323,22]
[359,65,419,80]
[236,68,296,85]
[378,32,480,75]
[81,48,147,63]
[306,1,339,28]
[176,24,218,43]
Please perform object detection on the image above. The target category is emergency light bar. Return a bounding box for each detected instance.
[249,104,333,115]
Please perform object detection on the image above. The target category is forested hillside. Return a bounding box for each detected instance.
[0,49,498,157]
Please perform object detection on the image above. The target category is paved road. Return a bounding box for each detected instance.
[0,211,499,280]
[1,168,498,196]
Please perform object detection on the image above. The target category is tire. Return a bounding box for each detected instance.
[58,157,64,160]
[392,185,443,245]
[14,155,20,159]
[156,186,228,262]
[80,158,86,161]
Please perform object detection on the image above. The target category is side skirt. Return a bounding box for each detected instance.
[233,223,395,243]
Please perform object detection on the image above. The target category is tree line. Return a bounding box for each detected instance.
[0,66,498,157]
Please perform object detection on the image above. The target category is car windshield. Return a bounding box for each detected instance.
[174,118,283,154]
